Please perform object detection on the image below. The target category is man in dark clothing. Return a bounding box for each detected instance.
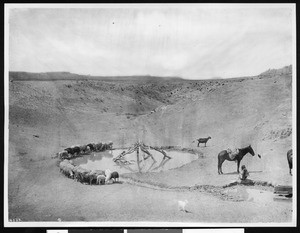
[239,165,249,180]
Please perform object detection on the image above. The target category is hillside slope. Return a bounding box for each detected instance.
[9,66,293,184]
[9,65,293,159]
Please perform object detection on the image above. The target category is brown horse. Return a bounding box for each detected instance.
[287,149,292,175]
[218,145,257,174]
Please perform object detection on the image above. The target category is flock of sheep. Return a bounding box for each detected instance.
[57,141,119,185]
[57,141,113,160]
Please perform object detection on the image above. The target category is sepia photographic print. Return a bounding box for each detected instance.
[4,4,296,227]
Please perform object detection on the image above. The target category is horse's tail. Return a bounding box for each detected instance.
[287,149,292,166]
[287,153,292,169]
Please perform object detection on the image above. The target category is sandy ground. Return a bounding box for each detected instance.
[7,66,294,224]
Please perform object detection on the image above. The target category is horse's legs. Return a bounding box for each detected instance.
[197,141,200,147]
[218,157,221,174]
[218,157,224,174]
[220,160,224,174]
[237,160,240,173]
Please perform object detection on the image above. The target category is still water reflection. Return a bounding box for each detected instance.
[72,149,198,174]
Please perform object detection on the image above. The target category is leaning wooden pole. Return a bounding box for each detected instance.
[140,145,157,163]
[136,143,141,172]
[149,146,171,159]
[152,157,170,171]
[113,144,138,162]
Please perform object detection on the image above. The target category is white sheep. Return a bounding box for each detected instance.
[96,175,106,185]
[105,169,112,184]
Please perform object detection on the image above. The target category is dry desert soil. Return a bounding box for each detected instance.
[7,65,294,224]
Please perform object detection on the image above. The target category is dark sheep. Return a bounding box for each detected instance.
[87,143,96,151]
[65,147,74,154]
[80,145,90,154]
[95,143,103,151]
[79,171,91,184]
[111,171,119,182]
[73,146,81,155]
[65,146,80,155]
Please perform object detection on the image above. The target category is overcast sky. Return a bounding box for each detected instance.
[8,4,295,79]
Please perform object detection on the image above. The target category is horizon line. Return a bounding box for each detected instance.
[8,64,292,81]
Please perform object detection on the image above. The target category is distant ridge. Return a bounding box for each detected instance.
[9,71,182,82]
[9,65,292,82]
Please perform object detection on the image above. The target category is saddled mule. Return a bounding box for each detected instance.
[287,149,292,175]
[218,145,257,174]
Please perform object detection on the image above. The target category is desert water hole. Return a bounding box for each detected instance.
[72,149,199,174]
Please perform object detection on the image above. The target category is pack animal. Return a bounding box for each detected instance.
[217,145,259,174]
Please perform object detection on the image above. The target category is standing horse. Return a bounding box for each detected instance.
[218,145,257,174]
[287,149,292,175]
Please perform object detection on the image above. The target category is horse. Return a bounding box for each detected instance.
[217,145,257,174]
[194,136,211,147]
[287,149,292,175]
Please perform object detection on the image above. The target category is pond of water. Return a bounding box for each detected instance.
[72,149,199,174]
